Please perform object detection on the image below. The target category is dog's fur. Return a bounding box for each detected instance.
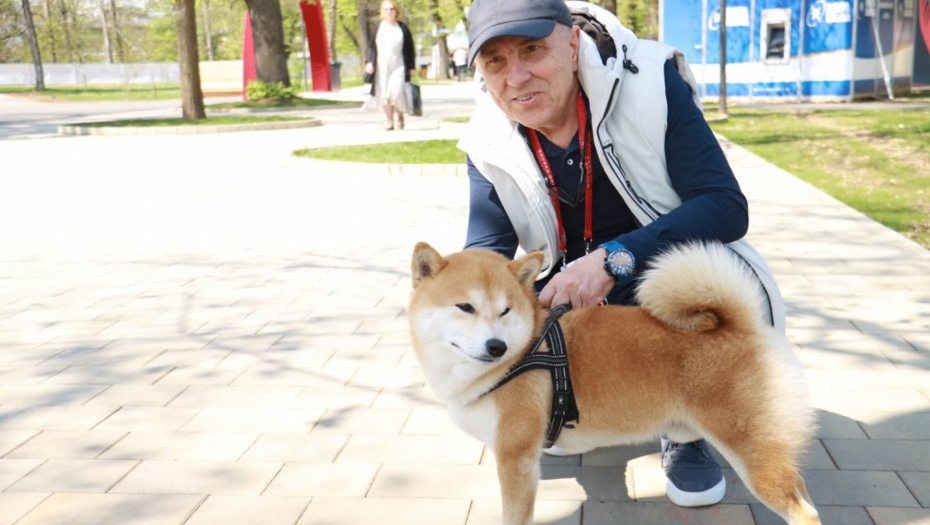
[408,242,821,525]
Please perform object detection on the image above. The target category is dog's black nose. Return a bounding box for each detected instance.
[486,338,507,358]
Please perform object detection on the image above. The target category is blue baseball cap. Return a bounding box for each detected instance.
[467,0,573,66]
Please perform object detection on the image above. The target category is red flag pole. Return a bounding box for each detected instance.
[299,0,331,92]
[242,10,258,99]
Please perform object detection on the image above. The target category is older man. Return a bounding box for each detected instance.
[459,0,785,508]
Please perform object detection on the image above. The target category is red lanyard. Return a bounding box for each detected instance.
[526,91,594,267]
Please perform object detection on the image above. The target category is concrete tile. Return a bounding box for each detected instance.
[180,408,323,433]
[44,366,173,385]
[538,465,633,501]
[310,409,410,435]
[155,366,247,385]
[14,493,202,525]
[84,385,187,407]
[93,407,200,431]
[232,365,354,387]
[0,430,37,455]
[336,435,483,464]
[111,460,281,495]
[898,471,930,507]
[804,470,919,507]
[0,366,65,384]
[823,439,930,471]
[466,499,581,525]
[99,431,258,460]
[867,507,930,525]
[821,368,930,390]
[856,411,930,439]
[6,430,126,459]
[0,458,42,490]
[0,384,108,405]
[816,410,869,439]
[297,497,470,525]
[812,389,930,414]
[6,459,137,492]
[347,367,426,388]
[185,495,310,525]
[0,406,117,431]
[324,347,405,368]
[168,385,302,409]
[0,493,50,525]
[371,386,444,410]
[288,385,380,410]
[582,501,755,525]
[240,434,348,462]
[263,463,379,497]
[752,504,874,525]
[401,409,470,436]
[581,441,661,467]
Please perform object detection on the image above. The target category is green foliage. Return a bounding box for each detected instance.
[246,79,296,101]
[79,115,305,127]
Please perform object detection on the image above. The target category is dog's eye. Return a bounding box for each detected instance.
[456,303,476,314]
[500,307,511,317]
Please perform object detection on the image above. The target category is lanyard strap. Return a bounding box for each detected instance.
[526,91,595,265]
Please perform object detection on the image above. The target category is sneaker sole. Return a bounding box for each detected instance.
[665,476,726,507]
[541,445,575,457]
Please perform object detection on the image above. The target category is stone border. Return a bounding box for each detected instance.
[205,102,362,114]
[59,118,321,136]
[293,156,466,177]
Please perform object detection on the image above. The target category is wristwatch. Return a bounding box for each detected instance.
[599,241,636,282]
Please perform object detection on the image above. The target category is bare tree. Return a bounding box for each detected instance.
[430,0,449,79]
[97,0,113,63]
[108,0,123,61]
[328,0,336,61]
[719,0,727,116]
[21,0,45,90]
[201,0,214,60]
[176,0,205,119]
[244,0,290,86]
[57,0,74,63]
[42,0,58,62]
[357,0,369,75]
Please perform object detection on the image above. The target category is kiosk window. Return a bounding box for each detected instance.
[766,26,786,59]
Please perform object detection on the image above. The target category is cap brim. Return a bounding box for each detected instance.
[468,19,558,66]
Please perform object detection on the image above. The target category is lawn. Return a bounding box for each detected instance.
[710,107,930,247]
[0,84,182,101]
[294,139,465,164]
[79,115,306,128]
[208,98,356,109]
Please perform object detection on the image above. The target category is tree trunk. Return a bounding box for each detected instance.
[430,0,449,79]
[244,0,290,86]
[42,0,58,62]
[357,0,369,75]
[328,0,337,62]
[98,0,113,63]
[202,0,214,60]
[176,0,205,119]
[22,0,45,90]
[600,0,617,13]
[719,0,727,115]
[108,0,124,62]
[58,0,74,63]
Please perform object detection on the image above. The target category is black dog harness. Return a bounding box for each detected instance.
[484,304,579,448]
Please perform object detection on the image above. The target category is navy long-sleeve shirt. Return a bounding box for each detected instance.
[464,61,748,305]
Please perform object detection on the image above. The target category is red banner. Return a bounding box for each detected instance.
[921,0,930,55]
[299,0,331,92]
[242,11,257,99]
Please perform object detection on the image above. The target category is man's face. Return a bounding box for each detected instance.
[475,26,580,132]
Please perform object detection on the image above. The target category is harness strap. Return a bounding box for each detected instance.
[485,304,579,448]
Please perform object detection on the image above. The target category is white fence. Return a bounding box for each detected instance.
[0,63,180,86]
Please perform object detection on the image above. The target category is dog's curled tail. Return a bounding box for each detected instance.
[635,242,765,333]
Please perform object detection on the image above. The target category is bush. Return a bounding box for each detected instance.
[246,81,297,102]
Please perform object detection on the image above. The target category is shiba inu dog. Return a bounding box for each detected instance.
[408,242,821,525]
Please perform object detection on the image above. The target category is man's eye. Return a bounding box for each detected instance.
[500,307,511,317]
[456,303,476,314]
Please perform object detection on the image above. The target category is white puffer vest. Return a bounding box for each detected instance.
[457,2,785,334]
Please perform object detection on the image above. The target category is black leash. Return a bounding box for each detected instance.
[484,304,579,448]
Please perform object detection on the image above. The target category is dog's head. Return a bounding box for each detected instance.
[407,243,545,399]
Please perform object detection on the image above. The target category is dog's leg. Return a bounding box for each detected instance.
[494,444,542,525]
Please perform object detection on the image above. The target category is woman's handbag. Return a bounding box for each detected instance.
[405,82,423,116]
[363,70,374,84]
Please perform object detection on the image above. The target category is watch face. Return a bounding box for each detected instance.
[608,250,635,277]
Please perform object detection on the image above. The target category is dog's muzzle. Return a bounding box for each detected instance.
[485,338,507,358]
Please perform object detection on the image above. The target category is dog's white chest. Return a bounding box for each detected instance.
[448,397,499,449]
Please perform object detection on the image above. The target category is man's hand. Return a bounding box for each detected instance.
[365,63,375,75]
[409,69,416,78]
[538,248,614,309]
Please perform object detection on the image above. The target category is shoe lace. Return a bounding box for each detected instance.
[664,441,711,466]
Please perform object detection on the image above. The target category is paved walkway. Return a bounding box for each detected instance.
[0,85,928,525]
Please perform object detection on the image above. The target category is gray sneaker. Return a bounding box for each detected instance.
[661,437,726,507]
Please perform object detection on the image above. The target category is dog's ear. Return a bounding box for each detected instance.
[412,242,446,288]
[508,252,545,286]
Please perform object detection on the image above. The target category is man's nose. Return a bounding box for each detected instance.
[506,60,532,87]
[486,338,508,358]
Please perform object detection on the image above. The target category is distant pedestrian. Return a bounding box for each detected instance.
[364,0,416,130]
[453,47,468,81]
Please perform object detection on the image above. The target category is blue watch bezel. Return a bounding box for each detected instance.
[599,241,636,282]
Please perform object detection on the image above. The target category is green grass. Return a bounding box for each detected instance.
[443,116,470,123]
[208,98,355,109]
[294,139,465,164]
[79,115,305,128]
[710,108,930,247]
[0,84,182,101]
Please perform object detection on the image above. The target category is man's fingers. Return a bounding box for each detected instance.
[538,283,555,308]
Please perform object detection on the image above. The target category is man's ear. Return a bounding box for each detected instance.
[570,25,581,70]
[507,252,545,286]
[411,242,446,288]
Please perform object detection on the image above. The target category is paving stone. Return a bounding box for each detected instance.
[287,385,381,410]
[539,465,633,501]
[84,385,187,407]
[231,365,354,387]
[803,470,919,507]
[6,430,126,459]
[99,431,258,460]
[347,367,426,388]
[0,366,65,384]
[240,434,348,462]
[812,389,930,415]
[184,495,310,525]
[44,366,174,385]
[14,493,203,525]
[179,408,324,433]
[310,408,410,435]
[823,439,930,471]
[0,406,117,431]
[581,441,662,467]
[155,366,248,385]
[401,409,470,436]
[6,458,137,492]
[466,499,582,525]
[897,471,930,507]
[111,460,281,495]
[0,384,108,405]
[262,463,379,497]
[0,493,49,525]
[324,347,405,368]
[93,407,200,431]
[856,411,930,439]
[821,368,930,390]
[816,410,869,439]
[337,435,483,464]
[0,458,42,490]
[583,501,755,525]
[751,504,874,525]
[167,385,302,409]
[0,430,37,455]
[371,386,445,410]
[867,507,930,525]
[297,497,470,525]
